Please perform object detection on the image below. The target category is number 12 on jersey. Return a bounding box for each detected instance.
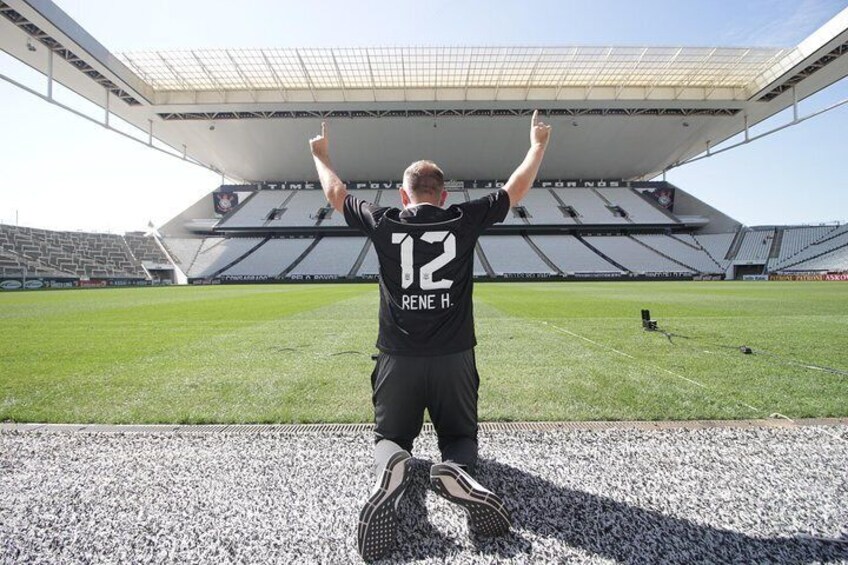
[391,231,456,290]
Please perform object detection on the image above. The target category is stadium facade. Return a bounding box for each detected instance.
[1,0,847,288]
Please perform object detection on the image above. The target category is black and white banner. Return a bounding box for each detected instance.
[639,187,675,211]
[213,192,240,215]
[258,179,628,191]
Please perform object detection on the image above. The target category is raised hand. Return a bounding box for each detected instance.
[531,110,552,149]
[309,121,330,160]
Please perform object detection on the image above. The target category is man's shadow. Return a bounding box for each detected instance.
[387,458,847,563]
[387,458,462,562]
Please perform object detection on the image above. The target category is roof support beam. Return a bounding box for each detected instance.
[226,50,258,103]
[645,47,682,98]
[524,48,545,100]
[617,47,648,100]
[705,48,750,99]
[674,47,716,100]
[401,48,406,102]
[585,47,613,100]
[330,50,347,102]
[294,49,317,102]
[260,50,288,102]
[190,50,228,102]
[555,47,580,100]
[157,53,192,91]
[365,51,377,101]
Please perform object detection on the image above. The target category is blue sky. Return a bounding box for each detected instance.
[0,0,846,232]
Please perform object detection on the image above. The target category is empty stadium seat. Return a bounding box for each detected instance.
[189,238,263,279]
[632,234,723,273]
[287,237,367,278]
[734,229,774,263]
[530,235,622,274]
[478,236,556,276]
[219,238,313,278]
[583,236,693,274]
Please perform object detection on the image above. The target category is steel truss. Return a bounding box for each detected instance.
[157,107,740,121]
[0,1,140,105]
[758,39,848,101]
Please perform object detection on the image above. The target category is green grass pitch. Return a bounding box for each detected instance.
[1,281,846,424]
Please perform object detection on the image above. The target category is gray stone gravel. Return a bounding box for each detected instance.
[1,426,846,564]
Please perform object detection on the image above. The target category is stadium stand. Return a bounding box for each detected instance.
[161,237,205,273]
[473,248,489,277]
[356,242,379,277]
[320,190,381,226]
[529,235,623,275]
[217,190,339,229]
[287,237,367,278]
[787,243,848,272]
[0,248,73,278]
[478,236,556,276]
[123,232,169,264]
[211,186,683,231]
[5,183,847,288]
[582,236,694,274]
[466,189,522,225]
[769,225,843,270]
[520,189,572,224]
[772,226,836,265]
[219,238,314,279]
[733,229,775,263]
[595,188,678,224]
[216,190,288,229]
[693,233,736,266]
[0,224,145,279]
[188,238,263,279]
[772,224,848,271]
[276,190,331,227]
[633,234,723,273]
[552,188,628,224]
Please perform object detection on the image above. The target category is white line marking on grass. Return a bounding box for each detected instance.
[540,320,763,414]
[541,321,636,359]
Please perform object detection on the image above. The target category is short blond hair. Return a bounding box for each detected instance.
[403,160,445,198]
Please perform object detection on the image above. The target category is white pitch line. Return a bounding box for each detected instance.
[541,320,636,359]
[540,320,762,414]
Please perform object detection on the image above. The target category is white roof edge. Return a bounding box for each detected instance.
[13,0,154,102]
[748,5,848,97]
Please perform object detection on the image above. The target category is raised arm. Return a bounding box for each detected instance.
[502,110,552,207]
[309,122,348,212]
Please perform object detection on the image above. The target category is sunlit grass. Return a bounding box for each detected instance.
[1,282,846,423]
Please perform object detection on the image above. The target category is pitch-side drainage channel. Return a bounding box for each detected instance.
[1,418,846,434]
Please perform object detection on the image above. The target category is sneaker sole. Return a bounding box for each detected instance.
[357,450,411,561]
[430,464,511,537]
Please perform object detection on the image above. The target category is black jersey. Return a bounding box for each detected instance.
[344,189,510,356]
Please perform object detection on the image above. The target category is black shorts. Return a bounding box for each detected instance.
[370,348,479,464]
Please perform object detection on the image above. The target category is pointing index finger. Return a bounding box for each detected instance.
[532,110,539,126]
[321,121,327,137]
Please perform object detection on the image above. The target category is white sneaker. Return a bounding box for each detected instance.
[357,450,411,561]
[430,462,510,536]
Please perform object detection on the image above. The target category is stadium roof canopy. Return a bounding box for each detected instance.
[2,0,848,182]
[121,46,788,101]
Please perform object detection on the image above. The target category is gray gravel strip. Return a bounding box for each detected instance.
[1,427,846,564]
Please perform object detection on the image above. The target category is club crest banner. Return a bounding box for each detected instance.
[213,192,239,215]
